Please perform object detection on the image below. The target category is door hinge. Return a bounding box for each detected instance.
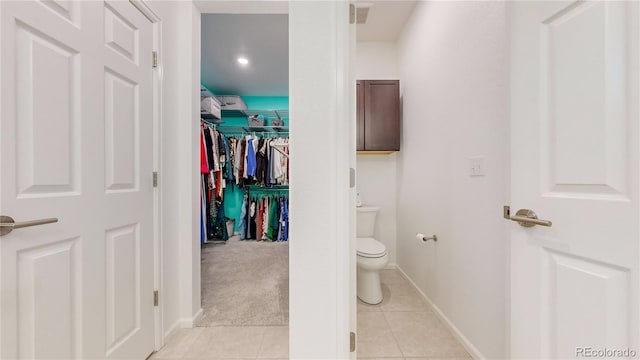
[350,331,356,352]
[153,172,158,187]
[503,205,510,219]
[349,4,355,24]
[152,51,158,68]
[154,290,159,306]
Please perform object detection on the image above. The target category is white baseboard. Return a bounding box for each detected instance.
[395,265,485,360]
[162,308,203,342]
[384,263,398,270]
[180,308,203,328]
[163,319,182,340]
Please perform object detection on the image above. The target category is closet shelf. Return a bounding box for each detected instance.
[217,125,289,135]
[201,111,224,124]
[200,86,215,98]
[222,109,289,120]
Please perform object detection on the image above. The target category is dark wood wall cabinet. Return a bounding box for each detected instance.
[356,80,400,152]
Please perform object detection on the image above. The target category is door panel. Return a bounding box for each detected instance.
[17,237,81,359]
[510,1,638,358]
[540,250,630,359]
[15,17,80,196]
[540,1,629,199]
[1,1,155,359]
[105,224,140,353]
[104,2,138,64]
[40,0,79,26]
[104,68,139,192]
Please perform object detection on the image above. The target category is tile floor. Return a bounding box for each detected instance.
[356,269,471,360]
[149,269,470,360]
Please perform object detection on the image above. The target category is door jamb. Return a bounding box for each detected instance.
[128,0,164,352]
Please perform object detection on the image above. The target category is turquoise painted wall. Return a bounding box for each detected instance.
[220,96,289,233]
[243,96,289,110]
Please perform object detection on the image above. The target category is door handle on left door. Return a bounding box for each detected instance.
[505,208,552,228]
[0,215,58,236]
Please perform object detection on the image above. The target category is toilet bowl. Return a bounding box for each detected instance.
[357,237,389,304]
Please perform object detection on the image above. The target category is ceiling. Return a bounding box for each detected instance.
[201,14,288,96]
[199,2,416,96]
[195,1,288,15]
[356,0,417,42]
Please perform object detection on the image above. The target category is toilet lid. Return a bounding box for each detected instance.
[357,237,387,256]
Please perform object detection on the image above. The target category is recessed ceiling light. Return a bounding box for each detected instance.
[237,57,249,65]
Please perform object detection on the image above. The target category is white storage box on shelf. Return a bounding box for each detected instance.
[201,96,222,120]
[216,95,248,112]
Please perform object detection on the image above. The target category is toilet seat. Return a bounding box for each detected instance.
[357,237,387,258]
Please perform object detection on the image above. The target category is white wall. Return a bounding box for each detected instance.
[356,42,398,264]
[289,2,353,357]
[395,2,508,359]
[356,42,398,79]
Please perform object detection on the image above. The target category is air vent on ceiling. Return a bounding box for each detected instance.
[356,6,370,24]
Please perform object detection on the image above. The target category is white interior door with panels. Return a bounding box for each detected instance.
[1,1,155,359]
[509,1,639,358]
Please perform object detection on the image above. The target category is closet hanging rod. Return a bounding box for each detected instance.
[216,125,288,134]
[220,133,289,137]
[247,188,289,194]
[246,185,289,191]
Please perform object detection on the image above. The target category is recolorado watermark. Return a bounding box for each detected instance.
[576,347,638,358]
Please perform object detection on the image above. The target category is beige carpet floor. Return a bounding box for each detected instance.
[197,235,289,327]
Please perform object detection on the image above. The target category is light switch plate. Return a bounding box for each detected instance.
[469,156,485,177]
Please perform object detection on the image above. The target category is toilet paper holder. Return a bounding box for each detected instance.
[416,233,438,242]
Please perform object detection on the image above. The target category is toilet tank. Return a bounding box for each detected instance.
[356,206,379,237]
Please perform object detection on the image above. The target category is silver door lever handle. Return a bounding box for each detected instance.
[508,209,552,228]
[0,215,58,236]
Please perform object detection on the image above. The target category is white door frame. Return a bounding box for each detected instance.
[188,1,354,358]
[127,0,164,352]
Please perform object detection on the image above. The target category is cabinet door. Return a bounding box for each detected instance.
[356,80,365,151]
[363,80,400,151]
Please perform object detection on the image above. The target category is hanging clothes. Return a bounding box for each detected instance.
[202,128,289,242]
[235,192,289,242]
[200,121,231,242]
[200,127,209,174]
[262,196,270,240]
[209,127,220,172]
[202,126,215,171]
[249,198,257,239]
[224,137,233,181]
[247,137,257,178]
[239,139,247,184]
[283,198,289,241]
[238,193,248,240]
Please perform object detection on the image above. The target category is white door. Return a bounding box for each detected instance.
[510,1,639,358]
[0,1,155,359]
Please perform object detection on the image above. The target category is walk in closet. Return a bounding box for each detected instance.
[200,120,290,243]
[197,13,290,329]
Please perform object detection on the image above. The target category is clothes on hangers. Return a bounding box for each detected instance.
[238,192,289,242]
[200,121,230,242]
[201,127,289,243]
[246,137,257,177]
[201,127,209,173]
[270,138,289,185]
[222,134,289,186]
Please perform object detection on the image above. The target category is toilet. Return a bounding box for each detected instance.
[356,206,389,304]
